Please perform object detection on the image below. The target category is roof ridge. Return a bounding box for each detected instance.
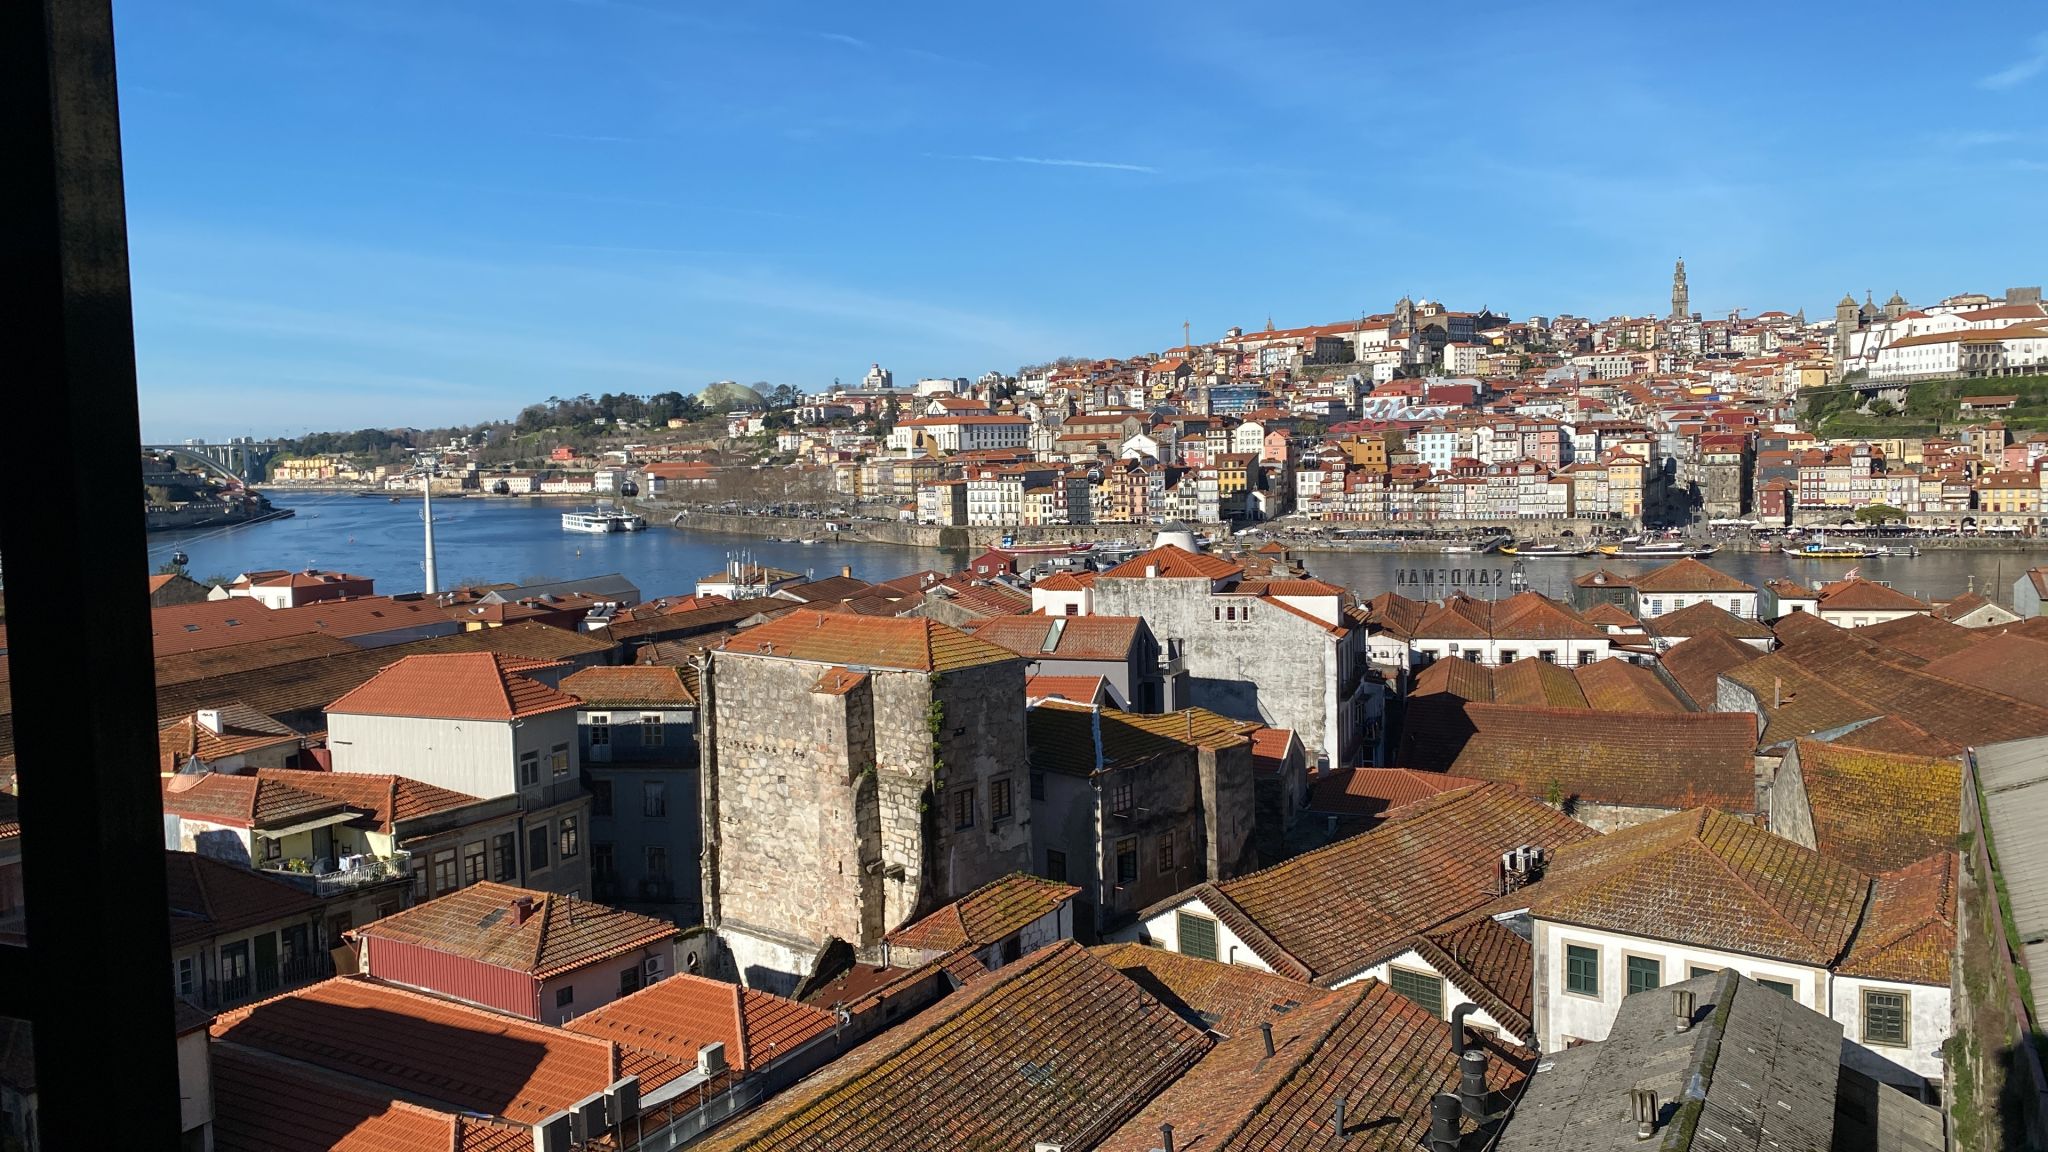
[731,981,751,1071]
[1690,810,1855,958]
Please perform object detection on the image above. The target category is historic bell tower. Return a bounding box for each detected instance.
[1670,258,1690,321]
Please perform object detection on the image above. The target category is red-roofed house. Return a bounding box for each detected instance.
[351,881,681,1024]
[327,652,591,898]
[221,567,375,610]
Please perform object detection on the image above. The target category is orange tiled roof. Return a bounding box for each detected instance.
[1025,673,1110,705]
[1414,913,1536,1038]
[253,768,487,834]
[212,1042,529,1152]
[161,773,352,830]
[1524,808,1868,967]
[1916,632,2048,708]
[1658,629,1762,708]
[886,872,1081,955]
[1815,576,1931,613]
[966,614,1143,661]
[352,882,678,979]
[165,851,321,947]
[212,976,692,1128]
[1646,600,1774,642]
[1099,545,1244,581]
[565,972,837,1072]
[327,652,579,722]
[157,704,304,769]
[1838,853,1956,985]
[1305,767,1485,822]
[1791,739,1962,874]
[693,940,1212,1151]
[717,609,1019,673]
[1572,658,1688,713]
[1405,703,1758,812]
[558,664,695,708]
[1629,557,1757,594]
[1853,613,1978,662]
[1028,702,1253,777]
[1197,783,1596,983]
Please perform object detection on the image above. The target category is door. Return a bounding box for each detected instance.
[254,932,280,993]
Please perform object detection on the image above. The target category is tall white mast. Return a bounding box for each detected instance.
[421,457,439,594]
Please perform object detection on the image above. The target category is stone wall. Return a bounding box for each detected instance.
[704,649,1031,988]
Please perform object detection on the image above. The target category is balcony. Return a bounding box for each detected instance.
[197,950,335,1010]
[259,850,412,898]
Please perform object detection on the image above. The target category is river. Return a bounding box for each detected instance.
[152,494,2048,606]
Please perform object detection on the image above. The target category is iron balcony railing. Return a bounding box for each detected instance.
[259,850,412,897]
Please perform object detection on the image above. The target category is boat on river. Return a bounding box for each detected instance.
[562,511,618,534]
[1597,539,1719,558]
[1498,542,1592,557]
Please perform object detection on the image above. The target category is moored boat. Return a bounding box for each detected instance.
[562,511,618,534]
[1596,540,1719,558]
[1499,542,1593,558]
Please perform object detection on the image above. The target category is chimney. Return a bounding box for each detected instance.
[1258,1021,1275,1057]
[841,565,853,578]
[1145,564,1158,578]
[195,708,223,734]
[1332,1096,1347,1139]
[1773,676,1782,709]
[1157,1123,1175,1152]
[510,896,536,925]
[1673,989,1697,1033]
[1630,1087,1660,1140]
[1428,1093,1461,1152]
[1458,1049,1490,1121]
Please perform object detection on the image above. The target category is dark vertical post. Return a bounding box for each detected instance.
[1,0,183,1145]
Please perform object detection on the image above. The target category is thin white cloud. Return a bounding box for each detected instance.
[817,31,869,49]
[952,153,1157,174]
[1980,33,2048,89]
[1950,130,2017,148]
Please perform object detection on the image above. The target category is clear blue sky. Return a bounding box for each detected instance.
[116,1,2048,440]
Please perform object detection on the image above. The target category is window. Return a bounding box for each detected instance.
[592,842,614,878]
[590,779,612,816]
[1688,966,1718,979]
[619,964,643,997]
[643,780,668,817]
[519,750,540,787]
[492,833,517,881]
[555,987,574,1009]
[550,743,571,777]
[559,816,580,859]
[646,845,669,878]
[1045,849,1067,883]
[641,714,664,747]
[261,836,282,862]
[952,787,974,830]
[1862,990,1908,1046]
[1499,650,1516,663]
[1030,770,1046,801]
[1109,775,1134,815]
[1115,838,1138,885]
[1565,944,1600,996]
[1757,978,1796,999]
[1626,955,1662,996]
[220,941,251,988]
[176,956,196,999]
[1647,598,1663,615]
[528,825,551,872]
[462,841,486,886]
[1158,830,1176,874]
[432,849,458,895]
[990,777,1013,823]
[1390,966,1446,1017]
[1538,649,1558,664]
[590,715,610,746]
[1177,912,1218,961]
[1578,651,1596,666]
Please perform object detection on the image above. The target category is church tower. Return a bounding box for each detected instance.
[1670,258,1690,321]
[1834,293,1859,362]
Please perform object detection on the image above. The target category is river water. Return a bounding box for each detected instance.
[153,494,2048,606]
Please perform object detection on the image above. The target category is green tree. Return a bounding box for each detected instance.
[1854,503,1907,525]
[1867,399,1900,418]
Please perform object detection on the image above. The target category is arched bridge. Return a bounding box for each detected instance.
[142,443,284,485]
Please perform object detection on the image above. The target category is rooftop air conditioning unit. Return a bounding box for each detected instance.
[605,1076,640,1128]
[569,1093,608,1143]
[698,1041,728,1077]
[531,1112,572,1152]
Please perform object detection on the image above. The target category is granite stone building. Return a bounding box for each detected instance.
[702,610,1032,993]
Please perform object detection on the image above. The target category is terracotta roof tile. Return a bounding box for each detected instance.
[1200,784,1596,983]
[1524,809,1868,967]
[1791,740,1962,875]
[1305,767,1486,821]
[212,1042,530,1152]
[966,614,1144,661]
[1029,702,1253,777]
[1025,673,1111,705]
[716,609,1020,673]
[1572,658,1688,713]
[327,652,580,722]
[254,768,487,834]
[353,882,678,979]
[1100,545,1244,581]
[1658,629,1762,708]
[165,850,321,947]
[1405,704,1758,812]
[212,976,691,1127]
[1853,613,1979,662]
[1916,632,2048,708]
[886,872,1081,955]
[1580,602,1642,629]
[1413,914,1535,1039]
[1489,660,1590,709]
[1747,642,2048,747]
[1815,576,1931,613]
[161,773,353,830]
[1646,600,1774,641]
[1246,727,1298,775]
[1825,714,1958,757]
[558,664,696,708]
[694,940,1213,1151]
[1629,557,1756,594]
[565,972,837,1072]
[1839,853,1956,985]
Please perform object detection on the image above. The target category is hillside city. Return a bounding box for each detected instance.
[243,268,2048,542]
[23,269,2039,1152]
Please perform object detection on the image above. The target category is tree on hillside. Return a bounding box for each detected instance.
[1854,503,1907,525]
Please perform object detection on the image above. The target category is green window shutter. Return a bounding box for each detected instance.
[1390,967,1445,1018]
[1177,913,1218,961]
[1863,991,1907,1046]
